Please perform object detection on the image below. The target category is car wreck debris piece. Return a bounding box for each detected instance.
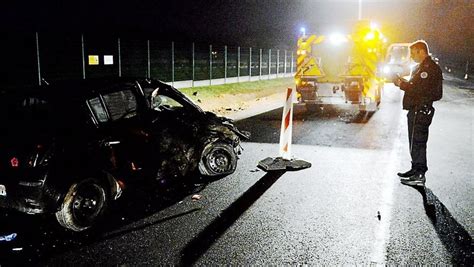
[257,157,311,171]
[0,233,17,242]
[192,194,202,201]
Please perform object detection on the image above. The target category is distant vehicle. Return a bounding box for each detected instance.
[295,20,386,112]
[382,43,414,79]
[0,78,249,232]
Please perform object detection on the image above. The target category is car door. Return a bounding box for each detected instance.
[142,85,204,179]
[86,86,153,179]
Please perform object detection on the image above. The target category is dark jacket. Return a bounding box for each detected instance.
[400,56,443,110]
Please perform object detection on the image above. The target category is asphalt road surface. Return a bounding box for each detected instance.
[1,77,472,265]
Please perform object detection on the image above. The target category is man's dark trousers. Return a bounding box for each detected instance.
[407,106,435,174]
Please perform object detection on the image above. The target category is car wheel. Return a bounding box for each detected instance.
[198,142,237,177]
[55,179,107,232]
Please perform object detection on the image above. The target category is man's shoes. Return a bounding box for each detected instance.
[397,169,416,178]
[400,173,426,187]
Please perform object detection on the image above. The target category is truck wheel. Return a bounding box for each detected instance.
[199,142,237,177]
[55,179,108,232]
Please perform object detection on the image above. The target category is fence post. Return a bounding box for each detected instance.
[284,50,287,75]
[249,47,252,81]
[147,40,151,79]
[276,49,280,77]
[117,37,121,77]
[209,44,212,85]
[171,41,175,86]
[268,49,271,79]
[291,51,294,73]
[237,46,240,82]
[224,45,227,84]
[35,32,41,85]
[259,48,262,80]
[465,61,470,80]
[192,42,195,87]
[81,34,86,79]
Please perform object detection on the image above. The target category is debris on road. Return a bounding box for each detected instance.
[250,168,260,172]
[0,233,17,242]
[192,194,202,201]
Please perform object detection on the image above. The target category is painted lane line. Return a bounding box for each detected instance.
[370,110,405,264]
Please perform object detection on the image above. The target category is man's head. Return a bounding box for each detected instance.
[409,40,430,63]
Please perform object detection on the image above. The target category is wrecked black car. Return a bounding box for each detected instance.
[0,78,249,232]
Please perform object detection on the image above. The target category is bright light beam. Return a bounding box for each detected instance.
[329,33,348,46]
[300,27,306,37]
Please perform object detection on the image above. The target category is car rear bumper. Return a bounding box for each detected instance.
[0,181,50,214]
[0,169,60,214]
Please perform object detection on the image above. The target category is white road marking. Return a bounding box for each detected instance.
[370,109,405,264]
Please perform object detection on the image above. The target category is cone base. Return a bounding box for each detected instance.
[257,157,311,172]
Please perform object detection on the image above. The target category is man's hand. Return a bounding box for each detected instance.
[393,74,406,87]
[393,77,401,86]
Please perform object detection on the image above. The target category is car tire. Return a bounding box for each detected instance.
[55,178,108,232]
[198,142,237,177]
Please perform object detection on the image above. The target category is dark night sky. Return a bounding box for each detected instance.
[3,0,473,61]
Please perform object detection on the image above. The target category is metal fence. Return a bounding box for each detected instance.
[4,32,295,90]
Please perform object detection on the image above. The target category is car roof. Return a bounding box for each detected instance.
[1,77,165,102]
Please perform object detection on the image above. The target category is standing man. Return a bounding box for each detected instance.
[393,40,443,186]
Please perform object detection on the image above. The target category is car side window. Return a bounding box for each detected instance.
[102,90,138,121]
[88,97,108,123]
[150,88,183,111]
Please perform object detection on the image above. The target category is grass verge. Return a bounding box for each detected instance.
[179,78,294,103]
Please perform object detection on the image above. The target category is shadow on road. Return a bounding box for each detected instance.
[0,176,211,265]
[180,170,285,266]
[415,186,473,265]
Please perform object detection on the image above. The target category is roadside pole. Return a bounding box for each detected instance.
[172,42,175,86]
[147,40,150,79]
[35,32,41,85]
[224,45,227,84]
[209,44,212,85]
[82,34,86,79]
[465,61,469,80]
[249,47,252,80]
[268,49,271,79]
[276,49,279,77]
[117,37,121,77]
[192,42,195,87]
[237,46,240,82]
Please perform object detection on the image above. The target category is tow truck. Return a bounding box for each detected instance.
[295,20,387,112]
